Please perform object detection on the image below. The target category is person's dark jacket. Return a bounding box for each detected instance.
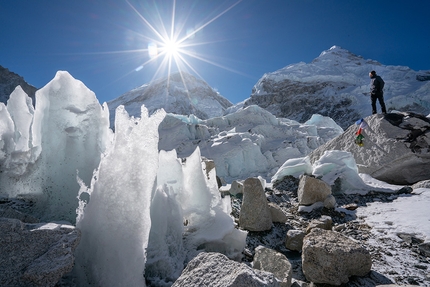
[370,75,385,95]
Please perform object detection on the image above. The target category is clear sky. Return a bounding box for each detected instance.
[1,0,429,105]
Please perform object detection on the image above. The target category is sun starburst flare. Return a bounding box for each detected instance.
[125,0,244,90]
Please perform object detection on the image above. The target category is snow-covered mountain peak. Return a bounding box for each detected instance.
[107,72,233,126]
[244,46,430,128]
[315,45,366,65]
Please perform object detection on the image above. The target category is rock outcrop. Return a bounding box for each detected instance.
[0,218,81,287]
[302,228,372,285]
[309,112,430,185]
[171,252,280,287]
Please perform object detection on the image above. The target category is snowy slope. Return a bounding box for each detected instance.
[242,46,430,129]
[107,72,233,127]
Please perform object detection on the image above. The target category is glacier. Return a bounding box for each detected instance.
[1,67,430,286]
[0,72,251,286]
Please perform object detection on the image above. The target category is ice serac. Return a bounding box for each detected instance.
[75,105,166,287]
[0,87,40,198]
[7,86,34,152]
[158,105,343,183]
[146,148,247,285]
[29,71,110,223]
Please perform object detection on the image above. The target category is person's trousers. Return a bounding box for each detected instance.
[371,92,387,114]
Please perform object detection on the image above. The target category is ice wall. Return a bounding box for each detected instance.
[145,148,247,285]
[0,86,35,184]
[75,106,166,287]
[158,105,343,183]
[1,75,110,223]
[32,71,110,222]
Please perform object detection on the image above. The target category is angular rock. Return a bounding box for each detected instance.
[268,202,288,223]
[253,246,292,287]
[309,113,430,184]
[171,252,280,287]
[285,229,306,252]
[418,242,430,257]
[239,177,272,231]
[323,194,336,209]
[302,228,372,285]
[306,215,332,233]
[230,180,244,196]
[0,218,81,287]
[298,175,331,205]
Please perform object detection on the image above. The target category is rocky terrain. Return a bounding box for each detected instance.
[227,176,430,286]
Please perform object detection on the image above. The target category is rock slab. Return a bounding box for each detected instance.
[0,218,81,287]
[172,252,280,287]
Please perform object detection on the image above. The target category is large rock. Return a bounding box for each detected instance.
[302,228,372,285]
[285,229,306,252]
[309,112,430,185]
[171,252,280,287]
[239,177,272,231]
[0,218,81,287]
[297,175,332,205]
[229,180,244,196]
[306,215,333,233]
[268,202,288,223]
[253,246,292,287]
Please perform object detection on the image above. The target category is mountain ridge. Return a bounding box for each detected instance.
[107,72,232,127]
[0,65,37,106]
[241,46,430,128]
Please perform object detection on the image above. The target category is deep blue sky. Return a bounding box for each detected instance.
[1,0,429,105]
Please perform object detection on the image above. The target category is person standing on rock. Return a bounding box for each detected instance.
[369,70,387,114]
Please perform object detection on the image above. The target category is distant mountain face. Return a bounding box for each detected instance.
[243,46,430,129]
[107,72,233,126]
[0,65,37,106]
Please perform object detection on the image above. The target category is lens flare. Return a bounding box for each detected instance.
[148,42,158,58]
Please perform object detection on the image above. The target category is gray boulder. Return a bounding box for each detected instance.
[239,177,272,231]
[323,194,336,209]
[253,246,292,287]
[418,242,430,257]
[309,112,430,185]
[0,206,39,223]
[298,175,332,205]
[0,218,81,287]
[171,252,280,287]
[268,202,288,223]
[230,180,244,196]
[302,228,372,285]
[306,215,333,233]
[285,229,306,252]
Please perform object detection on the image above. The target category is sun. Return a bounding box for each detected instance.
[163,38,180,57]
[125,0,243,85]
